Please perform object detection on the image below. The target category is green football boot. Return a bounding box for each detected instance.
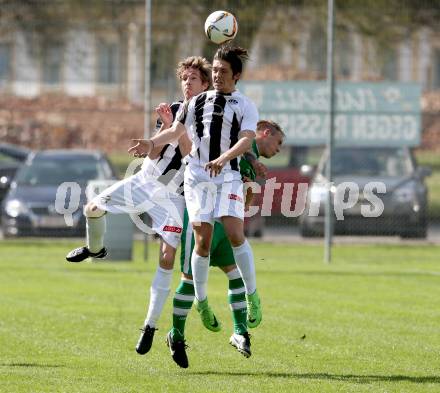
[195,298,222,332]
[246,290,262,328]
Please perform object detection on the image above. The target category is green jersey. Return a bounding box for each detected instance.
[239,139,259,182]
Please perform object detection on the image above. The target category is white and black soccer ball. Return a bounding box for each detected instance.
[204,11,238,44]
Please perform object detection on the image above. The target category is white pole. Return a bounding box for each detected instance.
[324,0,335,264]
[144,0,152,140]
[143,0,152,261]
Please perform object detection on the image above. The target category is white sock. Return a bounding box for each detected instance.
[190,251,210,302]
[232,240,256,295]
[86,215,106,253]
[226,268,241,280]
[144,266,173,328]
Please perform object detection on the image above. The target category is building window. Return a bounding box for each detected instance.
[307,23,326,76]
[380,45,398,81]
[433,48,440,89]
[262,44,281,65]
[335,30,353,79]
[151,41,174,88]
[98,41,120,84]
[0,43,11,84]
[43,43,63,85]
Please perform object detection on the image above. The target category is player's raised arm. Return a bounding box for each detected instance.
[176,130,192,158]
[128,122,186,158]
[129,94,195,158]
[148,103,175,159]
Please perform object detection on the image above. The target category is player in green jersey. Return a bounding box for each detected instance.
[166,120,284,368]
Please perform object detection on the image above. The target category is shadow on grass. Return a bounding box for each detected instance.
[65,267,147,274]
[1,266,148,275]
[0,363,64,368]
[189,371,440,384]
[290,270,440,278]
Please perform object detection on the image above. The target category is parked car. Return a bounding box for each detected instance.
[0,143,31,204]
[1,150,118,237]
[299,146,431,238]
[244,146,321,237]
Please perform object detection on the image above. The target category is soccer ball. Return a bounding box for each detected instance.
[204,11,238,44]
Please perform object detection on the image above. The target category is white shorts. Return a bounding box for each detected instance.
[184,165,244,225]
[92,170,184,249]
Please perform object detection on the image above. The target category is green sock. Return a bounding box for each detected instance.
[227,269,247,335]
[171,278,194,340]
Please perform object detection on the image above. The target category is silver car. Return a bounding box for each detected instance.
[299,147,431,238]
[1,149,118,237]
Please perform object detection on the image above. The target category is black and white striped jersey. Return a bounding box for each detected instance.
[177,89,258,172]
[142,101,185,193]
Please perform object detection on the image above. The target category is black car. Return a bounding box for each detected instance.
[0,143,31,204]
[1,149,118,237]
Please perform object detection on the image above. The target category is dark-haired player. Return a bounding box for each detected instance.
[129,45,264,358]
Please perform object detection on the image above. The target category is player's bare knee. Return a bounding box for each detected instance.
[159,243,176,269]
[221,264,237,274]
[228,232,245,248]
[192,223,212,256]
[159,252,174,270]
[193,234,211,256]
[182,273,193,280]
[84,202,105,218]
[195,242,210,257]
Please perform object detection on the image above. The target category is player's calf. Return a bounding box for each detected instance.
[66,203,107,263]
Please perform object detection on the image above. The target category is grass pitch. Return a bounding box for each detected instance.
[1,239,439,393]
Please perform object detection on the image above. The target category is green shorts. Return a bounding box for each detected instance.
[180,209,236,275]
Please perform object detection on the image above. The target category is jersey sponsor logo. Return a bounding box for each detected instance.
[212,103,225,116]
[163,225,182,233]
[228,98,238,105]
[228,193,243,203]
